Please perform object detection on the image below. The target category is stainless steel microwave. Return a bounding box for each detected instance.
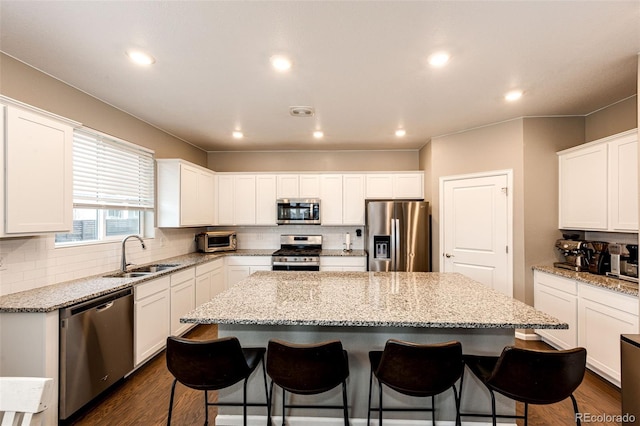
[276,199,321,225]
[195,231,237,253]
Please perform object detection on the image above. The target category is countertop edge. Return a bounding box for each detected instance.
[532,264,639,296]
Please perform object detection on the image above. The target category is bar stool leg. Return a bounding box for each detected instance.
[281,388,286,426]
[524,402,529,426]
[571,395,581,426]
[262,358,271,423]
[167,378,178,426]
[204,390,209,426]
[267,381,275,426]
[342,381,349,425]
[367,368,374,425]
[378,382,383,425]
[431,395,436,426]
[489,389,497,426]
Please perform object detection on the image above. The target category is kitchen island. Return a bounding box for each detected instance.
[182,271,566,425]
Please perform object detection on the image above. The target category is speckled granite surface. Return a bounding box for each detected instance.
[533,264,639,296]
[320,249,366,257]
[0,250,273,313]
[182,271,566,329]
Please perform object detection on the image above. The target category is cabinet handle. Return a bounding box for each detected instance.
[444,253,454,258]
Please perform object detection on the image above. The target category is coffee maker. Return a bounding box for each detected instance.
[585,241,610,275]
[608,243,639,282]
[554,239,590,272]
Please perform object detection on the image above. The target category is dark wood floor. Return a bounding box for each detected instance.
[68,326,621,425]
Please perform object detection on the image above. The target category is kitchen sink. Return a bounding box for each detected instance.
[104,271,154,278]
[130,263,180,273]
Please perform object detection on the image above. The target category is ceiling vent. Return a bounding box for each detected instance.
[289,106,315,117]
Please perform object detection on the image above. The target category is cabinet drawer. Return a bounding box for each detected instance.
[579,283,639,316]
[320,257,366,267]
[196,259,223,276]
[135,276,170,301]
[534,270,577,295]
[170,267,195,286]
[225,256,272,267]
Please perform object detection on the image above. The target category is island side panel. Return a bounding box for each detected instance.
[215,324,515,424]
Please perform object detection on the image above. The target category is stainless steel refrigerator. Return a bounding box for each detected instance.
[366,201,430,272]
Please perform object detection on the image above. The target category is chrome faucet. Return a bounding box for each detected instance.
[121,235,146,272]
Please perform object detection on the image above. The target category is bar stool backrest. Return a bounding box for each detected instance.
[487,346,587,405]
[375,339,463,397]
[166,336,251,391]
[0,377,53,426]
[267,339,349,395]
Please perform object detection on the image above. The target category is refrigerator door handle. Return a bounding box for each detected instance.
[393,218,401,271]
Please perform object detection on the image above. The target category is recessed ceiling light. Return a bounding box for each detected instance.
[505,90,524,102]
[428,52,450,68]
[270,55,292,72]
[126,50,155,66]
[395,129,406,137]
[313,131,324,139]
[232,131,244,139]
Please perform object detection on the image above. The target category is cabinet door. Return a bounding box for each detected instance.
[343,174,365,225]
[170,279,195,336]
[217,175,234,225]
[608,135,638,231]
[320,175,343,225]
[578,285,639,386]
[5,106,73,233]
[135,286,170,366]
[210,264,225,298]
[179,164,200,226]
[277,175,299,198]
[299,175,321,198]
[393,173,423,199]
[256,175,277,225]
[195,272,211,307]
[559,144,608,230]
[534,283,578,349]
[234,175,256,225]
[198,170,216,226]
[365,174,394,199]
[227,266,250,288]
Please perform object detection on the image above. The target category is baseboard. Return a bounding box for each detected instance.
[216,414,514,425]
[515,330,541,341]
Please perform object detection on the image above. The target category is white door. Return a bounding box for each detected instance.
[440,172,512,296]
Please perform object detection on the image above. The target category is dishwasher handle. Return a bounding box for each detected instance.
[96,302,115,312]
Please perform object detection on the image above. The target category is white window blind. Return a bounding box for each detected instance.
[73,128,155,210]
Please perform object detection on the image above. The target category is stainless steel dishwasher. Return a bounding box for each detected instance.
[59,288,134,420]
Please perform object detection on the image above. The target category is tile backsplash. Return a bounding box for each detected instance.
[0,225,366,296]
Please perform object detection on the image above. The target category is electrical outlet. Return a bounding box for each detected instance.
[0,254,6,271]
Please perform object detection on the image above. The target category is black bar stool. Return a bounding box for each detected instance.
[367,339,464,426]
[461,346,587,426]
[266,339,350,425]
[165,336,269,426]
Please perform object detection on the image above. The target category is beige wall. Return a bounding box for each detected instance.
[585,95,637,142]
[207,150,420,172]
[0,53,206,165]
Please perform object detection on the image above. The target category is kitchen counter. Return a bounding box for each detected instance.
[319,249,366,257]
[533,264,639,296]
[184,271,563,423]
[182,271,565,329]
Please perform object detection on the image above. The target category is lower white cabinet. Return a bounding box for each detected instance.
[170,268,196,336]
[534,269,639,386]
[195,258,225,306]
[533,270,578,349]
[225,256,271,288]
[320,256,367,272]
[578,284,639,386]
[134,276,171,366]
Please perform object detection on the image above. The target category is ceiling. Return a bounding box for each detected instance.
[1,1,639,152]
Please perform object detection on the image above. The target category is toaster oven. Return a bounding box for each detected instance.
[196,231,237,253]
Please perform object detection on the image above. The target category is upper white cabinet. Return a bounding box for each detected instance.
[0,102,77,237]
[319,175,343,225]
[276,175,300,198]
[365,173,424,200]
[157,159,216,227]
[276,174,321,199]
[256,175,277,225]
[343,174,366,225]
[217,174,268,226]
[558,129,638,232]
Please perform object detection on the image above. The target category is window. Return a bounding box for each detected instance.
[56,128,154,245]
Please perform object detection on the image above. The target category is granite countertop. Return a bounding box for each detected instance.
[320,249,366,257]
[0,249,367,313]
[533,264,639,297]
[182,271,566,329]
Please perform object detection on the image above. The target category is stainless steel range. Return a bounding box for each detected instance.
[272,235,321,271]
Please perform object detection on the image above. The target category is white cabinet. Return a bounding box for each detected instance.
[170,268,196,336]
[343,174,366,225]
[299,175,321,198]
[134,276,171,366]
[195,258,225,306]
[578,284,639,386]
[320,256,367,271]
[217,174,258,226]
[365,173,424,200]
[277,175,300,198]
[533,270,578,349]
[608,133,638,231]
[157,159,216,227]
[225,256,272,288]
[256,175,277,225]
[320,175,343,225]
[558,129,638,232]
[0,102,76,237]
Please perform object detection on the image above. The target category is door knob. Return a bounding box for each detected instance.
[444,253,454,258]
